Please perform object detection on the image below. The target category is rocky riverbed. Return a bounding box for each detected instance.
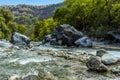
[0,40,120,80]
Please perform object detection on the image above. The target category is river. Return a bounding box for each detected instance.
[0,45,120,79]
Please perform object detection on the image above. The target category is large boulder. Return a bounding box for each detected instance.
[86,56,108,71]
[42,24,93,47]
[10,32,31,47]
[102,54,118,65]
[74,36,93,47]
[105,30,120,43]
[51,24,84,46]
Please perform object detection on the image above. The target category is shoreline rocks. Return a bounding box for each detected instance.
[105,30,120,43]
[86,56,108,71]
[42,24,93,47]
[86,49,120,72]
[10,32,31,47]
[102,54,118,65]
[96,49,108,57]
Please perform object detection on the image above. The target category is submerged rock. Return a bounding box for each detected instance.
[10,32,31,47]
[102,54,118,65]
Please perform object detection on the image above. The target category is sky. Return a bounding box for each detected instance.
[0,0,64,6]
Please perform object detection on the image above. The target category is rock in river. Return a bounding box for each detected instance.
[86,56,108,71]
[10,32,31,47]
[102,54,118,65]
[75,36,93,47]
[96,49,108,57]
[42,24,93,47]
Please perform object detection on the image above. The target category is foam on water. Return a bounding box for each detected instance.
[18,57,53,65]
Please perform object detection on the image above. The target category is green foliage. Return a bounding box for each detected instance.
[0,9,14,24]
[33,18,58,41]
[0,31,4,39]
[53,0,120,37]
[0,9,27,39]
[0,21,10,39]
[17,24,27,33]
[8,22,18,33]
[53,7,70,24]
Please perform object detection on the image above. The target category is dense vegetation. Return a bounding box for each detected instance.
[33,18,58,41]
[54,0,120,37]
[0,9,26,39]
[0,0,120,40]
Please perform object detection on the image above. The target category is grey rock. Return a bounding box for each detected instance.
[105,30,120,43]
[42,34,52,44]
[96,49,108,57]
[52,24,84,46]
[86,56,101,70]
[102,54,118,65]
[10,32,30,47]
[42,24,93,47]
[75,36,93,47]
[86,56,108,71]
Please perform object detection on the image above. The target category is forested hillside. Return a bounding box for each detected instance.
[0,3,62,25]
[0,0,120,41]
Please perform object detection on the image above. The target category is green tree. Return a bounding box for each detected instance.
[0,9,14,24]
[17,24,27,34]
[8,22,18,33]
[53,0,120,37]
[33,18,58,41]
[0,22,10,39]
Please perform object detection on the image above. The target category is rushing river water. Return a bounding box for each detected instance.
[0,45,120,79]
[37,45,120,57]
